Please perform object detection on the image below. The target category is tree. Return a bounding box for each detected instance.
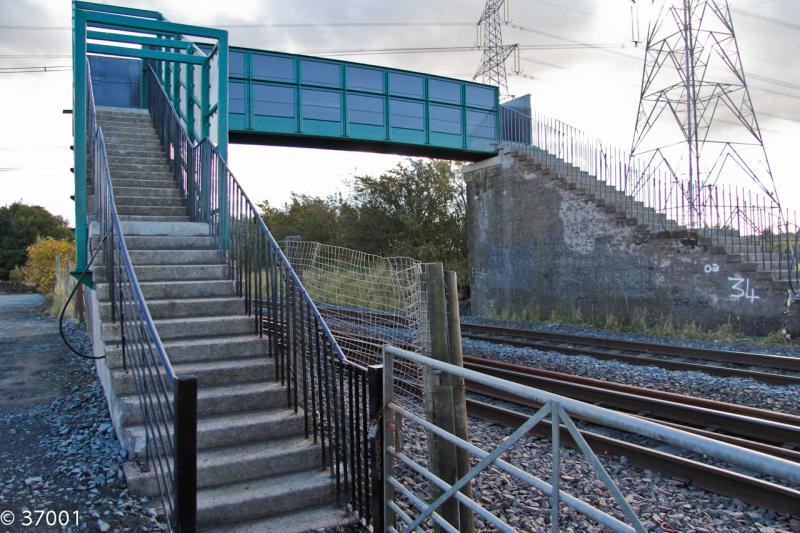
[258,159,468,284]
[341,160,467,278]
[0,202,73,280]
[259,194,342,245]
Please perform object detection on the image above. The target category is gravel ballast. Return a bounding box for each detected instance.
[391,409,799,532]
[0,294,165,532]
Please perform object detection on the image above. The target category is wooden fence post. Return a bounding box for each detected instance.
[445,270,475,533]
[423,262,460,531]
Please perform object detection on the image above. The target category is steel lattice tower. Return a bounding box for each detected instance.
[630,0,780,227]
[474,0,517,100]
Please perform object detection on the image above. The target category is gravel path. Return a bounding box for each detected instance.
[0,294,165,532]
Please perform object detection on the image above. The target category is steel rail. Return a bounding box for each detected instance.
[461,323,800,385]
[463,357,800,446]
[301,328,800,459]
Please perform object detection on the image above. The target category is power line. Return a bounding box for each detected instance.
[731,8,800,31]
[531,0,599,18]
[0,22,477,31]
[0,54,71,59]
[0,65,71,73]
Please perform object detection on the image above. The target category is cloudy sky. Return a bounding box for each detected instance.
[0,0,798,225]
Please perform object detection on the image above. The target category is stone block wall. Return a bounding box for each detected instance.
[465,150,789,335]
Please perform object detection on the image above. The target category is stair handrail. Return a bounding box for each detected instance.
[500,104,799,285]
[87,60,197,532]
[145,63,378,527]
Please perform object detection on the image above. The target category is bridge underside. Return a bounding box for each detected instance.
[228,130,493,162]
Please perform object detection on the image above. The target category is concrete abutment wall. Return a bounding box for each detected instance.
[465,150,788,335]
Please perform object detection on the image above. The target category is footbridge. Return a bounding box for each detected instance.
[71,2,800,532]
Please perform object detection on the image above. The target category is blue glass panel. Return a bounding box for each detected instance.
[429,79,461,104]
[230,51,245,77]
[430,105,461,134]
[230,82,245,114]
[302,89,340,121]
[389,72,423,99]
[347,66,383,93]
[466,85,495,109]
[252,54,294,82]
[390,99,424,130]
[348,94,384,126]
[253,84,294,117]
[301,60,340,87]
[467,110,496,139]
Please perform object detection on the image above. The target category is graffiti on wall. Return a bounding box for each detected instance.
[728,276,760,303]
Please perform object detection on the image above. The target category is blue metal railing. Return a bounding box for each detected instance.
[87,61,197,531]
[145,64,379,528]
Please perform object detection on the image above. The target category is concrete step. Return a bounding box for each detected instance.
[126,436,323,498]
[99,296,243,321]
[127,409,306,455]
[103,315,255,341]
[124,235,216,250]
[211,505,354,533]
[106,146,166,159]
[95,263,227,282]
[107,154,166,165]
[105,134,161,145]
[196,469,338,528]
[118,221,210,237]
[112,186,181,199]
[101,123,157,133]
[112,177,178,189]
[110,162,170,174]
[119,215,190,222]
[105,140,163,152]
[116,205,187,217]
[105,333,265,368]
[126,249,225,265]
[113,195,184,207]
[97,279,234,300]
[120,380,284,425]
[112,357,274,395]
[97,108,151,118]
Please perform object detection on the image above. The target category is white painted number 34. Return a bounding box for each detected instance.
[728,276,760,304]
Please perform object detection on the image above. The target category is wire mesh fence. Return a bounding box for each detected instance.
[282,240,430,407]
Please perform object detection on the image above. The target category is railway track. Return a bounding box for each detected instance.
[461,322,800,385]
[260,317,800,513]
[463,356,800,460]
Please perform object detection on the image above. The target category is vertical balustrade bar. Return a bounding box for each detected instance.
[368,364,384,530]
[174,377,198,533]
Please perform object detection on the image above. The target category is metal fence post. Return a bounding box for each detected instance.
[367,364,384,532]
[423,263,460,531]
[174,376,198,533]
[550,401,560,533]
[444,270,474,533]
[382,347,396,529]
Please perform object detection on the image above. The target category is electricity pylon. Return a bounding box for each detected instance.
[630,0,779,228]
[474,0,518,100]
